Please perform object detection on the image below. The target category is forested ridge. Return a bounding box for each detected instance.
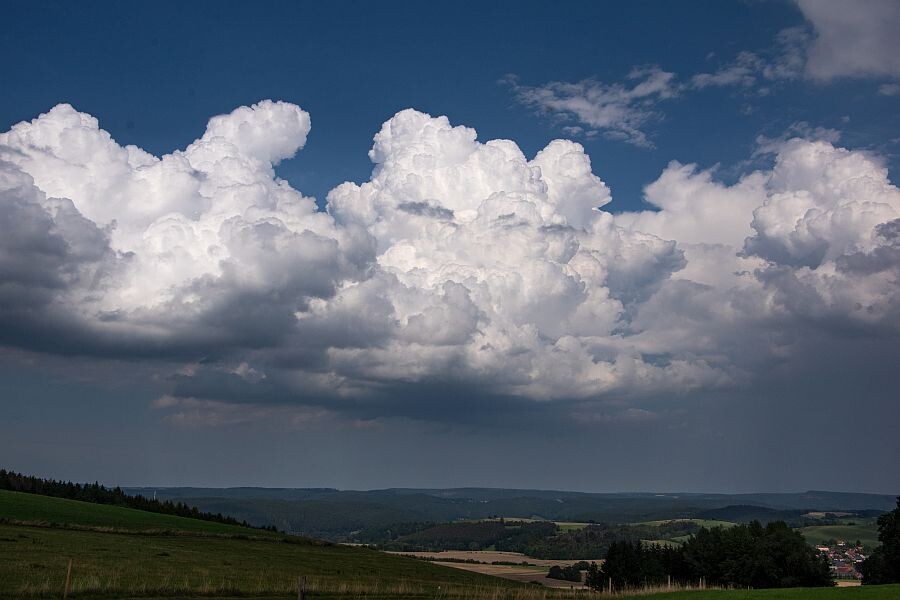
[0,468,274,531]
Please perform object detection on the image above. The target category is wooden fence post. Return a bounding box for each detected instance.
[63,559,73,600]
[297,575,306,600]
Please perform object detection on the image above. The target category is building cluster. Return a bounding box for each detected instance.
[816,540,866,580]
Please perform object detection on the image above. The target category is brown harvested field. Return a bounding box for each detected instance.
[386,551,601,589]
[432,562,587,589]
[387,550,598,567]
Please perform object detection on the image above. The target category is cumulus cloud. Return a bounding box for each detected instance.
[797,0,900,81]
[618,135,900,336]
[0,101,369,356]
[694,1,900,88]
[504,68,678,147]
[2,102,899,426]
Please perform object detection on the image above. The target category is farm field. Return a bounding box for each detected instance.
[799,523,879,550]
[2,490,898,599]
[556,521,592,532]
[386,550,599,589]
[633,586,900,599]
[387,549,585,567]
[634,519,737,529]
[0,492,542,599]
[468,517,591,531]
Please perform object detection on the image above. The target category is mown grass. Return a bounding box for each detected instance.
[0,492,550,598]
[0,490,271,536]
[629,586,900,599]
[632,519,737,529]
[798,524,879,550]
[2,491,898,599]
[0,522,542,598]
[555,522,591,532]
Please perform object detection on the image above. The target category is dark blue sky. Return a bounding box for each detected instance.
[2,1,899,493]
[3,1,895,209]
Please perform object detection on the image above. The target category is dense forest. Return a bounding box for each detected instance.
[0,469,274,532]
[518,521,698,559]
[366,518,699,559]
[586,521,832,590]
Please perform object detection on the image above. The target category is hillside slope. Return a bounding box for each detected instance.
[0,490,526,599]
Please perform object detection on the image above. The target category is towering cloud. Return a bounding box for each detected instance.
[0,101,367,356]
[1,102,898,423]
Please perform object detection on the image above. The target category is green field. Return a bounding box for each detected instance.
[0,491,536,599]
[554,521,591,532]
[2,491,898,599]
[0,490,275,536]
[642,539,682,548]
[634,519,738,529]
[633,587,900,600]
[799,523,879,550]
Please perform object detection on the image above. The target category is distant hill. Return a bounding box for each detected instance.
[123,486,896,540]
[695,505,808,524]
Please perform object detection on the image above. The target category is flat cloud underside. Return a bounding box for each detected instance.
[1,101,899,424]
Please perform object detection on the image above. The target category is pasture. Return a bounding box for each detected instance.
[799,523,879,550]
[633,519,737,529]
[0,490,270,536]
[0,491,539,599]
[635,586,900,599]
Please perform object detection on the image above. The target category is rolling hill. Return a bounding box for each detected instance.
[123,486,896,540]
[0,490,528,599]
[3,489,899,599]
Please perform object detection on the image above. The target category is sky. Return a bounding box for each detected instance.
[1,0,899,494]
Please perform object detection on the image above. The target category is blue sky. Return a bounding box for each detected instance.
[3,1,896,209]
[1,1,899,493]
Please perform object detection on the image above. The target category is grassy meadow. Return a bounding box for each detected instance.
[0,490,273,536]
[633,519,738,529]
[2,490,899,599]
[0,490,533,599]
[631,587,900,600]
[799,523,880,550]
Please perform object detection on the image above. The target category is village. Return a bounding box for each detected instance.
[816,540,867,582]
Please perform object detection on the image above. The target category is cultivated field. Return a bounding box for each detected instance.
[387,550,602,589]
[469,517,592,532]
[388,550,598,568]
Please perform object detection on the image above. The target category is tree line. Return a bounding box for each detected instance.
[0,468,276,532]
[585,521,833,591]
[361,518,699,558]
[858,497,900,585]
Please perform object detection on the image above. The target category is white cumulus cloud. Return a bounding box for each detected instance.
[1,101,899,424]
[797,0,900,81]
